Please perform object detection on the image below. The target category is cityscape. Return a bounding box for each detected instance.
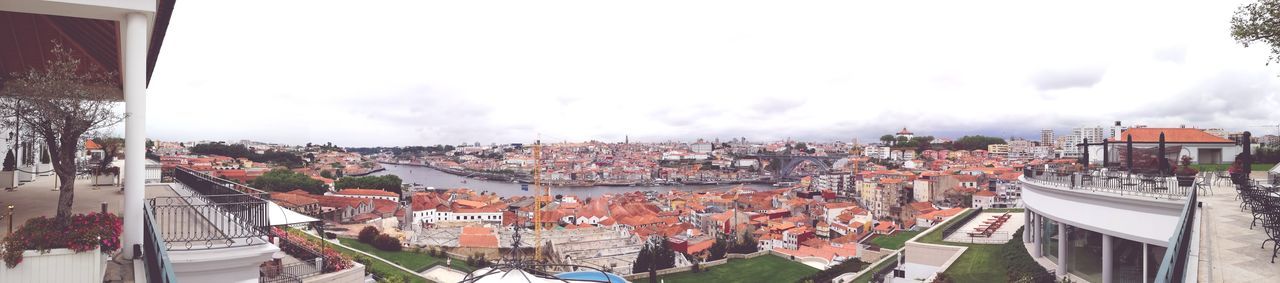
[4,1,1280,283]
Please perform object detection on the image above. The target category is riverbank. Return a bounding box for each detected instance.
[372,163,773,198]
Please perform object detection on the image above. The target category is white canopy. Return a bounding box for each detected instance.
[267,201,321,226]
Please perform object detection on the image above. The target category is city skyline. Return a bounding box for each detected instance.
[140,0,1280,147]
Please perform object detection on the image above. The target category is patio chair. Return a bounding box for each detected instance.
[1256,194,1280,263]
[1196,173,1213,196]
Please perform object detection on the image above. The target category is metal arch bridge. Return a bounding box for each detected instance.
[742,153,849,179]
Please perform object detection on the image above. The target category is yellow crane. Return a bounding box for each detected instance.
[531,139,549,262]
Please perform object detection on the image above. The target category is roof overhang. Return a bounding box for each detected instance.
[0,0,176,101]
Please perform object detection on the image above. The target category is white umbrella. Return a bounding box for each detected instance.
[267,201,320,226]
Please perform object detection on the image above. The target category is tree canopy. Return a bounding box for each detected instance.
[335,174,403,196]
[189,142,304,168]
[951,135,1007,151]
[1232,0,1280,66]
[252,169,326,194]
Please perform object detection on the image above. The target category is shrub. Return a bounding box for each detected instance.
[2,149,14,171]
[324,232,338,239]
[358,226,380,244]
[373,234,402,251]
[1,212,122,268]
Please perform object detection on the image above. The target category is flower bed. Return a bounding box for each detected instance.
[270,227,353,272]
[1,212,121,268]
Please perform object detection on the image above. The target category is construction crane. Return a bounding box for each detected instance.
[531,139,549,262]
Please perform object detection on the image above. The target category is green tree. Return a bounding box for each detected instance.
[253,169,326,194]
[952,135,1007,151]
[319,170,333,179]
[708,236,728,260]
[335,175,403,196]
[1232,0,1280,66]
[879,135,895,145]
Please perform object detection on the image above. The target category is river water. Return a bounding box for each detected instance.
[371,163,772,198]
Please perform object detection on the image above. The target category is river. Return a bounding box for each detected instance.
[371,163,773,198]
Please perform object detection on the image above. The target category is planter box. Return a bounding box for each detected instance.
[92,174,117,186]
[0,171,15,189]
[17,166,34,182]
[0,248,107,282]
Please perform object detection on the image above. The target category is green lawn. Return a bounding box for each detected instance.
[658,254,819,283]
[292,232,430,283]
[1188,163,1273,172]
[869,230,922,250]
[853,254,899,283]
[336,238,474,272]
[914,208,1025,283]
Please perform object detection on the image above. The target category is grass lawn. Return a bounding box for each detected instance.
[853,254,899,283]
[292,232,430,283]
[914,208,1022,283]
[337,238,474,272]
[869,230,922,250]
[658,254,818,283]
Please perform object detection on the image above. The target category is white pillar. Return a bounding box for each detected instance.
[122,12,148,259]
[1058,224,1069,277]
[1033,215,1043,257]
[1023,211,1032,243]
[1142,244,1149,282]
[1103,235,1113,283]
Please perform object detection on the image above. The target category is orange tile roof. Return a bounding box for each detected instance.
[272,192,318,207]
[974,190,997,197]
[1109,128,1232,143]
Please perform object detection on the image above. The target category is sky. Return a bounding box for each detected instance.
[142,0,1280,147]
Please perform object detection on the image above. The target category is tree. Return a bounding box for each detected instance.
[335,175,403,196]
[952,135,1007,151]
[879,135,895,145]
[373,234,402,251]
[2,150,15,172]
[1,41,124,219]
[319,170,333,179]
[1232,0,1280,66]
[708,236,728,261]
[253,169,326,194]
[358,226,379,244]
[91,137,123,173]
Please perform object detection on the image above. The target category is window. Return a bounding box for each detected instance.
[1042,217,1059,262]
[1067,226,1103,283]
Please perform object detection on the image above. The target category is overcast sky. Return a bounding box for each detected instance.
[141,0,1280,147]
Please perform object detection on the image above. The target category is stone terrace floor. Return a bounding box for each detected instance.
[1198,172,1280,282]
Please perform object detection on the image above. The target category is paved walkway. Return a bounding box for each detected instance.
[0,160,129,232]
[421,265,467,283]
[1198,174,1280,283]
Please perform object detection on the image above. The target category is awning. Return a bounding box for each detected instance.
[267,201,320,226]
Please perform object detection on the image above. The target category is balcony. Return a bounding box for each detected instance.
[140,167,280,283]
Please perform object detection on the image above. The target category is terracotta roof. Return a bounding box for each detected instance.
[459,226,499,248]
[974,190,997,197]
[1108,128,1233,143]
[272,192,318,207]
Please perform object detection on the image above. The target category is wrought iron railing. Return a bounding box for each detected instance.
[1022,168,1200,200]
[1153,182,1199,282]
[174,166,270,201]
[148,195,269,250]
[143,204,179,283]
[261,258,323,283]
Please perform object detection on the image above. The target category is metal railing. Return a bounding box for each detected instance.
[1153,182,1199,283]
[1023,168,1200,200]
[261,258,323,283]
[148,195,269,250]
[143,205,179,283]
[175,166,270,201]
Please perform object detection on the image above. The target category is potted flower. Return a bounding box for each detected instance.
[1229,153,1249,185]
[1,150,16,190]
[0,212,121,282]
[1173,156,1198,187]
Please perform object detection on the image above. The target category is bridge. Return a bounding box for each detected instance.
[741,153,849,180]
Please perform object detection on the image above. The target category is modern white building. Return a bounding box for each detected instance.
[1020,170,1199,282]
[1105,128,1240,165]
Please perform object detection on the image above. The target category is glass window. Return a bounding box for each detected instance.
[1113,237,1144,283]
[1042,217,1059,261]
[1146,245,1167,283]
[1067,226,1103,283]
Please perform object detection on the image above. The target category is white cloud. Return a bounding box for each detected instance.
[142,0,1280,146]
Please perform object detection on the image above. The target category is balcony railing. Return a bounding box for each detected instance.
[143,204,179,283]
[1153,182,1199,282]
[148,167,271,250]
[1022,168,1202,200]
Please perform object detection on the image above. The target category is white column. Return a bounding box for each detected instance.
[122,12,148,259]
[1033,215,1043,257]
[1102,234,1113,283]
[1023,211,1032,243]
[1142,244,1149,282]
[1058,224,1069,277]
